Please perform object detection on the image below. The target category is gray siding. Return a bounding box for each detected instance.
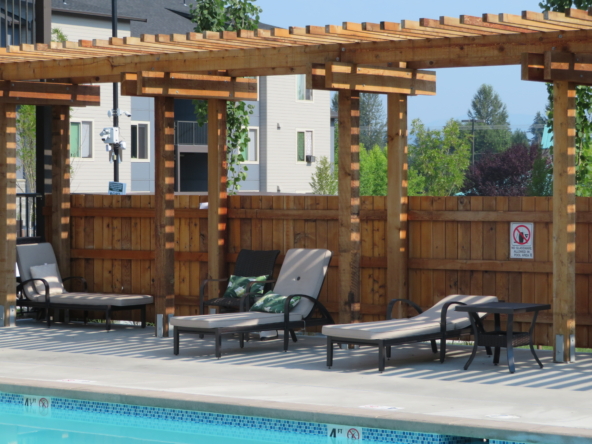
[260,76,331,193]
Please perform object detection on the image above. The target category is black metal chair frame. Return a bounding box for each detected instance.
[16,276,147,331]
[199,249,280,314]
[175,295,334,358]
[326,299,490,372]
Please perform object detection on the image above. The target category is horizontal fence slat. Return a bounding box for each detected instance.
[410,258,592,275]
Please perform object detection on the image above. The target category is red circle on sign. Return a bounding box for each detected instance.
[347,429,360,440]
[512,225,531,245]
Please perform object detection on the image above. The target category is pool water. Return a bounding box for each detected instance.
[0,392,517,444]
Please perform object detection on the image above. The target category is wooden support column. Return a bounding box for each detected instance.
[386,94,409,315]
[338,90,361,325]
[553,81,577,363]
[0,104,17,326]
[51,106,71,279]
[154,97,176,336]
[207,100,228,306]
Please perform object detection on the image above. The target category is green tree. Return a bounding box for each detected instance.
[511,129,530,147]
[409,119,472,196]
[51,28,68,43]
[529,111,547,145]
[190,0,261,194]
[360,145,388,196]
[466,84,512,156]
[540,0,592,196]
[16,105,36,192]
[331,92,386,151]
[309,156,338,195]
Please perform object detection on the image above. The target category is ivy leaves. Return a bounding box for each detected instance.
[190,0,261,194]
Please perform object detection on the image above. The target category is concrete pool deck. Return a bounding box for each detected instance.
[0,319,591,444]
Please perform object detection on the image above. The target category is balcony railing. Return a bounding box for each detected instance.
[16,193,42,243]
[1,0,36,47]
[175,121,208,146]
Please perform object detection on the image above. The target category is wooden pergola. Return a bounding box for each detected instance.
[1,8,592,362]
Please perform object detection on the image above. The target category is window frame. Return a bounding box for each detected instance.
[295,74,314,102]
[242,127,259,164]
[131,121,151,162]
[69,119,94,160]
[296,129,314,163]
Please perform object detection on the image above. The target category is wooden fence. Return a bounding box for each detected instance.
[46,194,592,347]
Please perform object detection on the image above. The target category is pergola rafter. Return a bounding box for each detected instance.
[0,8,590,362]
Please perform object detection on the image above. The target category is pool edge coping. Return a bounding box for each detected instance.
[0,376,589,444]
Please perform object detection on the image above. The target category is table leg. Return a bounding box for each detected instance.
[378,341,385,373]
[464,313,480,371]
[528,310,544,369]
[506,313,515,373]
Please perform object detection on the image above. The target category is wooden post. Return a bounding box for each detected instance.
[0,104,17,326]
[51,106,71,279]
[386,94,409,316]
[338,90,361,324]
[553,81,577,363]
[207,99,228,306]
[154,97,176,336]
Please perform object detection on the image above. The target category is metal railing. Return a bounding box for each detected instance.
[1,0,36,47]
[16,193,42,241]
[175,121,208,146]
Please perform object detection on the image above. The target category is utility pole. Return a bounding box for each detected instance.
[462,119,484,165]
[112,0,120,182]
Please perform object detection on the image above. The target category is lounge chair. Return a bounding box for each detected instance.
[200,249,280,314]
[171,248,333,358]
[16,243,153,330]
[323,294,498,372]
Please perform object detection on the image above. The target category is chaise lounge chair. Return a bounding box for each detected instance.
[171,248,333,358]
[16,243,153,330]
[200,249,280,314]
[323,294,498,372]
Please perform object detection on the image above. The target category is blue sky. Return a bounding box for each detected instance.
[255,0,550,131]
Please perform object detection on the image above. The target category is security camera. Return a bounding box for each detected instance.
[100,127,120,144]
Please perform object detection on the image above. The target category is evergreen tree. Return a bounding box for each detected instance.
[529,111,547,145]
[331,92,386,151]
[309,156,338,195]
[466,84,512,156]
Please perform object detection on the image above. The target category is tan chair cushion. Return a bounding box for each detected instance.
[171,312,303,329]
[30,263,65,296]
[47,293,153,307]
[322,295,498,341]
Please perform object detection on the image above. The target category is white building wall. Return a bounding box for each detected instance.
[260,76,331,193]
[52,14,133,193]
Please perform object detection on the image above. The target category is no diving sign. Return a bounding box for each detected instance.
[510,223,534,259]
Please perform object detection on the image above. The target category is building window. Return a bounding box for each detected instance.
[242,128,258,162]
[296,74,313,101]
[131,123,149,160]
[297,130,313,162]
[70,121,92,158]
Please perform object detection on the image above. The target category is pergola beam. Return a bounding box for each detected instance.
[338,90,361,325]
[553,81,577,363]
[0,81,100,106]
[322,62,436,95]
[0,104,16,326]
[522,52,592,85]
[207,100,229,306]
[154,97,176,337]
[4,28,592,81]
[120,72,258,101]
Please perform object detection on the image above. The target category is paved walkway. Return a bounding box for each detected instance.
[1,319,591,444]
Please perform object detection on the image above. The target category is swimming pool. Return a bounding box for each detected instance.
[0,392,517,444]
